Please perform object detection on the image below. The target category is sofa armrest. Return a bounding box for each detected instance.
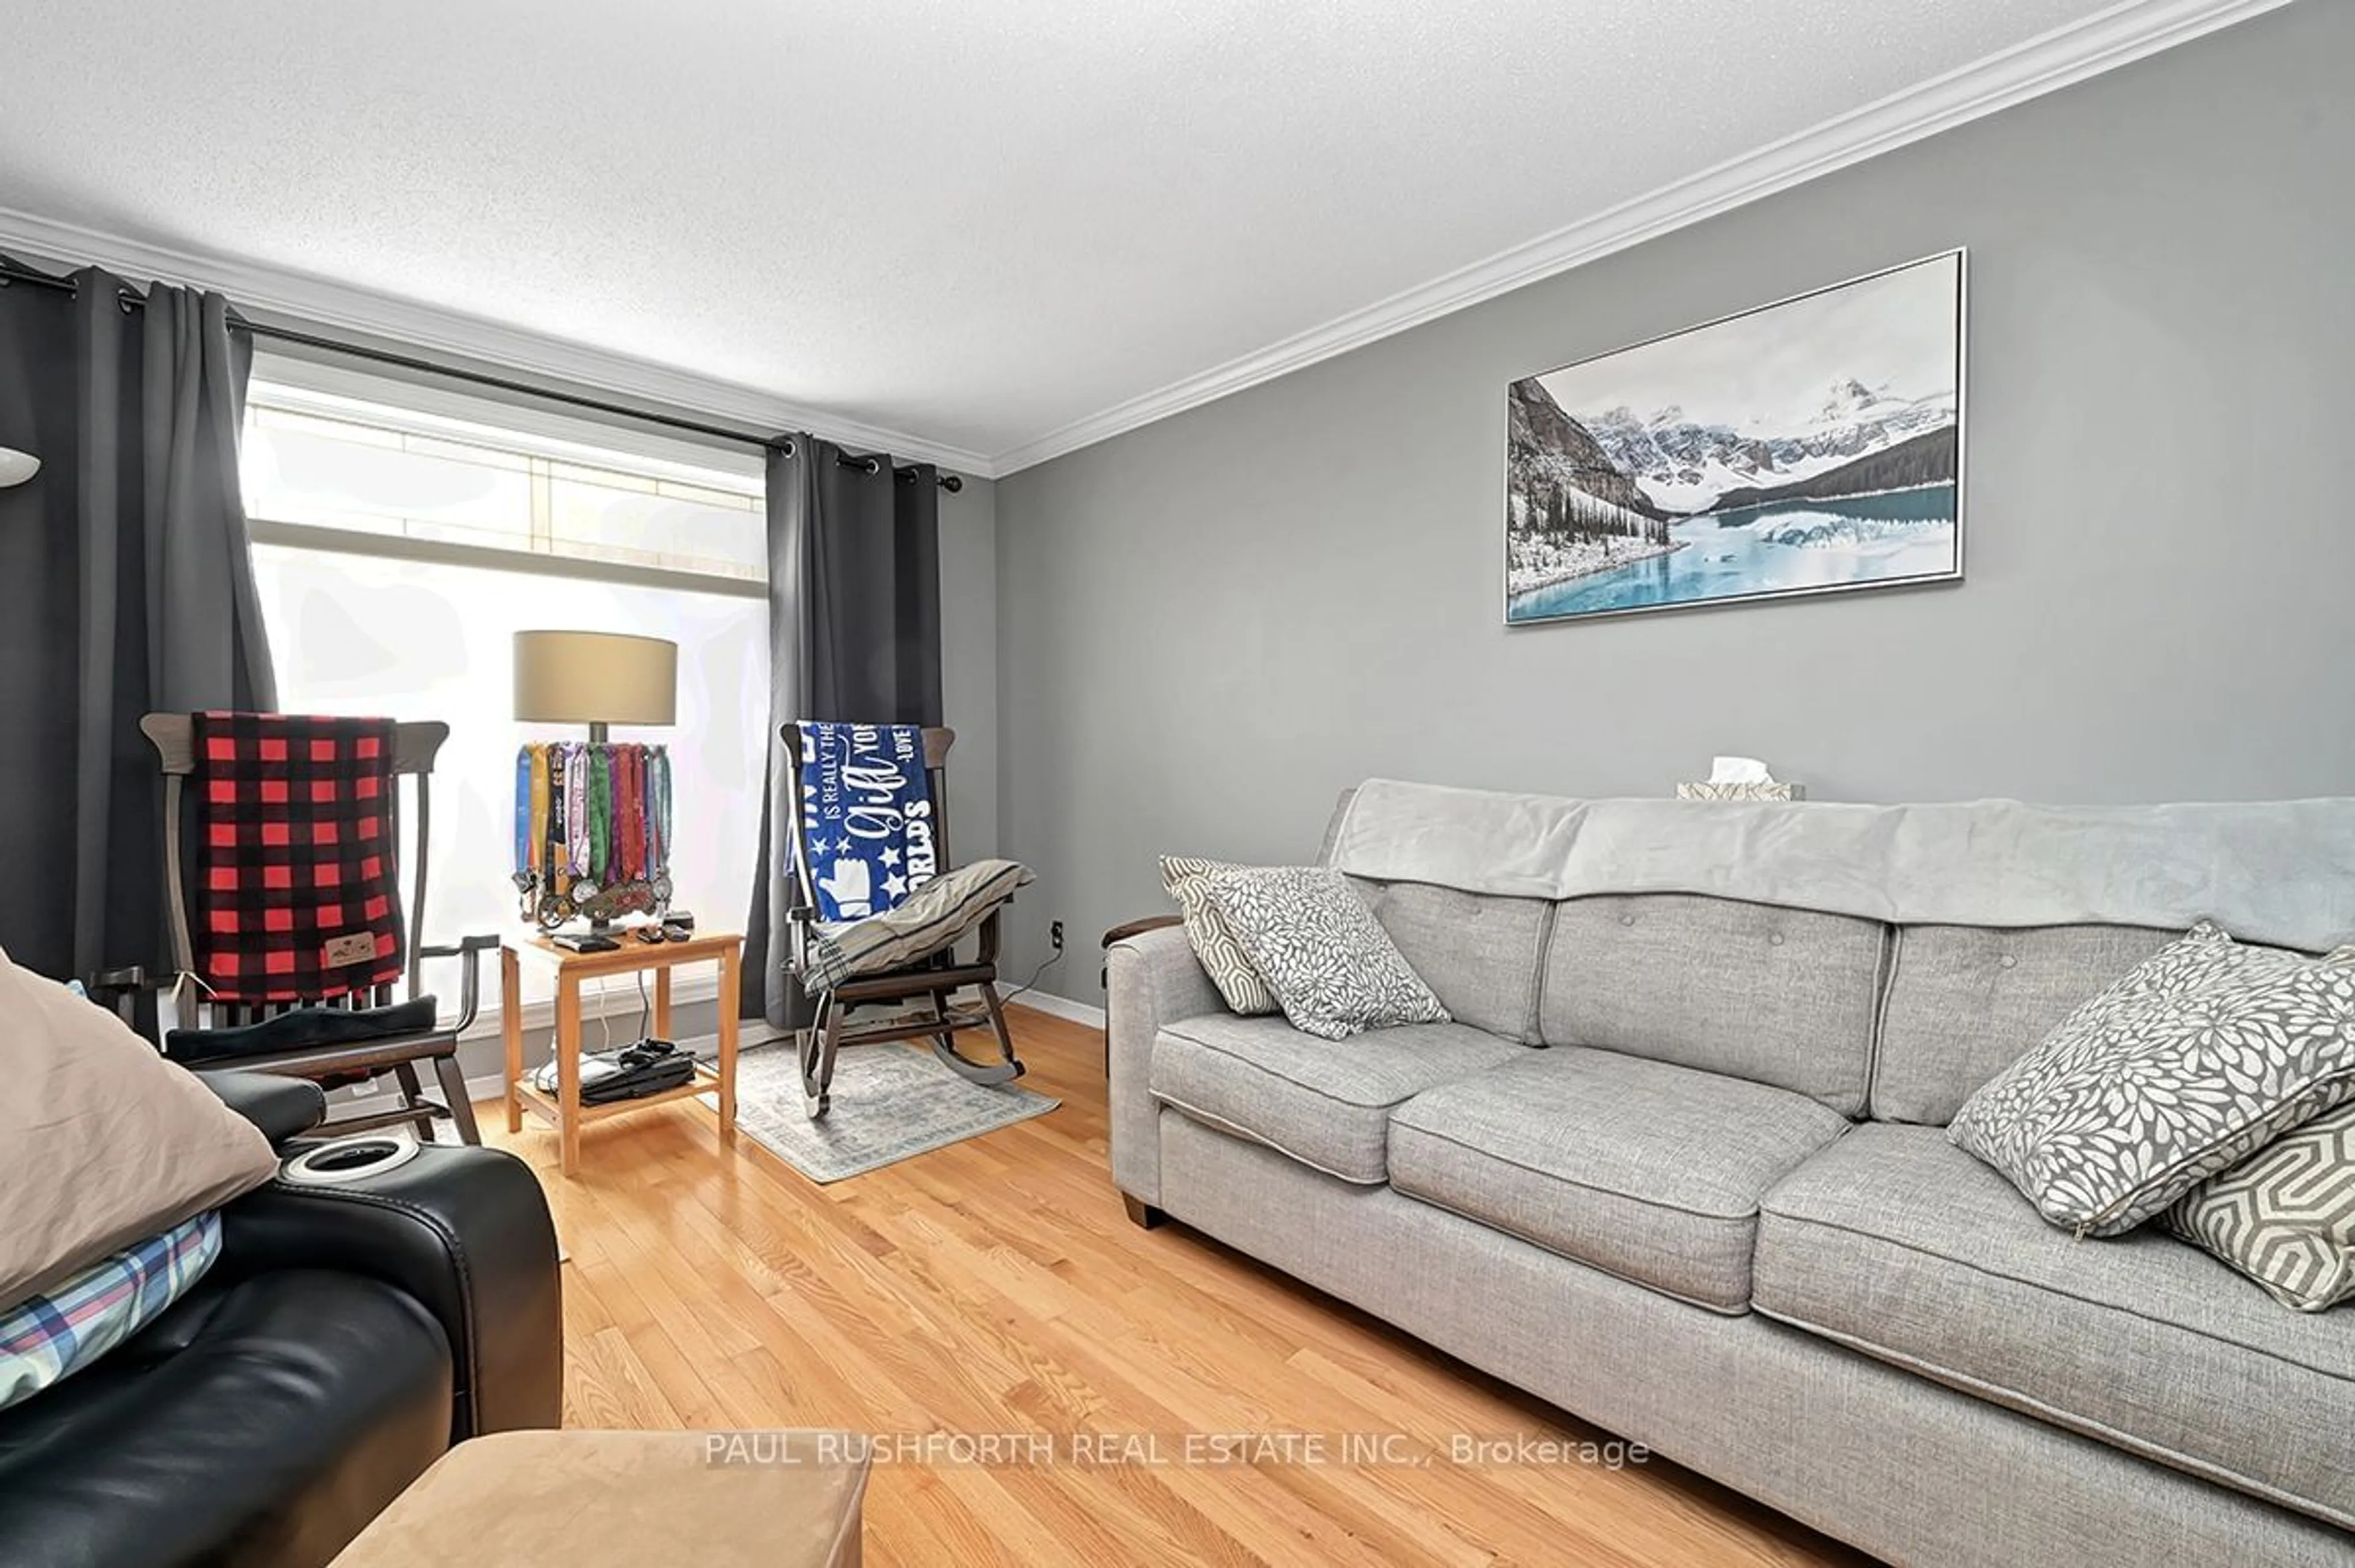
[216,1145,562,1442]
[1100,914,1181,990]
[1103,920,1224,1208]
[1101,914,1182,947]
[197,1068,328,1147]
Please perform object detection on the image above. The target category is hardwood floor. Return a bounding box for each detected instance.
[484,1004,1866,1568]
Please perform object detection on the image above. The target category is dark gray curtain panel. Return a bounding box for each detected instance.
[0,264,277,982]
[742,435,944,1027]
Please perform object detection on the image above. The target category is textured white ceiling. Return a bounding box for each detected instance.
[0,1,2169,464]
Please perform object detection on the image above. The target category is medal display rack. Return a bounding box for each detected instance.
[521,872,672,934]
[513,738,675,934]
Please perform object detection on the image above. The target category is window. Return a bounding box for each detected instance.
[243,380,764,582]
[242,356,768,1017]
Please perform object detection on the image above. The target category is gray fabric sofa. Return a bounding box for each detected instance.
[1105,787,2355,1568]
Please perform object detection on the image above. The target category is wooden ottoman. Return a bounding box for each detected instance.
[329,1430,868,1567]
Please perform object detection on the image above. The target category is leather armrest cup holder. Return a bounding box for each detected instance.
[281,1133,424,1187]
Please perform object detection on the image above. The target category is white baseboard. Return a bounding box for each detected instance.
[456,968,721,1045]
[340,993,1097,1130]
[1007,989,1106,1030]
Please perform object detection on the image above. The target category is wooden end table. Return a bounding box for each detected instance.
[500,928,741,1177]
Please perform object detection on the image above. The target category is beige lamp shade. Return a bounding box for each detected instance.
[513,630,677,729]
[0,447,38,488]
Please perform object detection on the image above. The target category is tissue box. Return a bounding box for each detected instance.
[1677,781,1806,802]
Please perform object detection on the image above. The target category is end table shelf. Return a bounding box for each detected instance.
[499,928,741,1177]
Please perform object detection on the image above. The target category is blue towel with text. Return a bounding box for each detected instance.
[796,722,940,922]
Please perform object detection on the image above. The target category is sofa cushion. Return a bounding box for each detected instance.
[1388,1048,1851,1312]
[1755,1123,2355,1530]
[1539,894,1885,1115]
[1350,879,1550,1042]
[1873,923,2180,1125]
[803,859,1034,993]
[1150,1015,1518,1184]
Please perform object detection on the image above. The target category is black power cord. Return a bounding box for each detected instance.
[993,947,1064,1008]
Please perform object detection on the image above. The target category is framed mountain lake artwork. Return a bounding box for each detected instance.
[1504,250,1964,625]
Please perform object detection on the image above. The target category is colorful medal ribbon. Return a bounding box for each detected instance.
[628,745,649,881]
[614,744,639,882]
[528,744,551,878]
[649,748,671,877]
[565,744,590,877]
[513,747,533,878]
[598,739,617,871]
[587,744,611,883]
[547,744,571,893]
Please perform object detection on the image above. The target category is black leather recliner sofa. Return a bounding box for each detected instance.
[0,1069,563,1567]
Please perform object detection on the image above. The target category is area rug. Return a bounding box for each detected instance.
[730,1039,1059,1183]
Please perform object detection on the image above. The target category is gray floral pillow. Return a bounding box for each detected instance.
[1950,922,2355,1237]
[1203,866,1448,1041]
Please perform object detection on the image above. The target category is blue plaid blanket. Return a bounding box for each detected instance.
[796,722,940,922]
[1,1212,221,1412]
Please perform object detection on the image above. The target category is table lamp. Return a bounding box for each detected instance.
[513,631,678,934]
[513,630,678,741]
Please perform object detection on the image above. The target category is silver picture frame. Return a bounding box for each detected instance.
[1503,248,1967,627]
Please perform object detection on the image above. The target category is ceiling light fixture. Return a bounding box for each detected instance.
[0,448,39,488]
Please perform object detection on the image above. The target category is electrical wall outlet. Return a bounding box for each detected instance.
[1049,920,1065,952]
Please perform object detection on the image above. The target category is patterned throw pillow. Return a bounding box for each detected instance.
[1202,866,1449,1041]
[2167,1102,2355,1311]
[805,859,1035,993]
[1159,857,1277,1016]
[1,1212,223,1412]
[1950,922,2355,1237]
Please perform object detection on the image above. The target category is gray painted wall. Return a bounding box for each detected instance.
[941,475,1001,867]
[994,4,2353,1004]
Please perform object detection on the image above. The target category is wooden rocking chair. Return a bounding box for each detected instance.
[783,724,1024,1119]
[130,713,497,1143]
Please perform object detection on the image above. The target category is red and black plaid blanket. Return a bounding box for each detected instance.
[191,711,405,1003]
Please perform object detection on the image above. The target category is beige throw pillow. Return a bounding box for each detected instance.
[1159,857,1277,1016]
[0,947,278,1313]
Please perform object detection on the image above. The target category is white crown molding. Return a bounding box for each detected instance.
[0,0,2288,482]
[0,205,998,478]
[987,0,2292,475]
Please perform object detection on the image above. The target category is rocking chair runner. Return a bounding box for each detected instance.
[782,723,1024,1119]
[133,713,497,1144]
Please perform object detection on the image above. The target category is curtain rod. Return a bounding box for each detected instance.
[0,256,964,492]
